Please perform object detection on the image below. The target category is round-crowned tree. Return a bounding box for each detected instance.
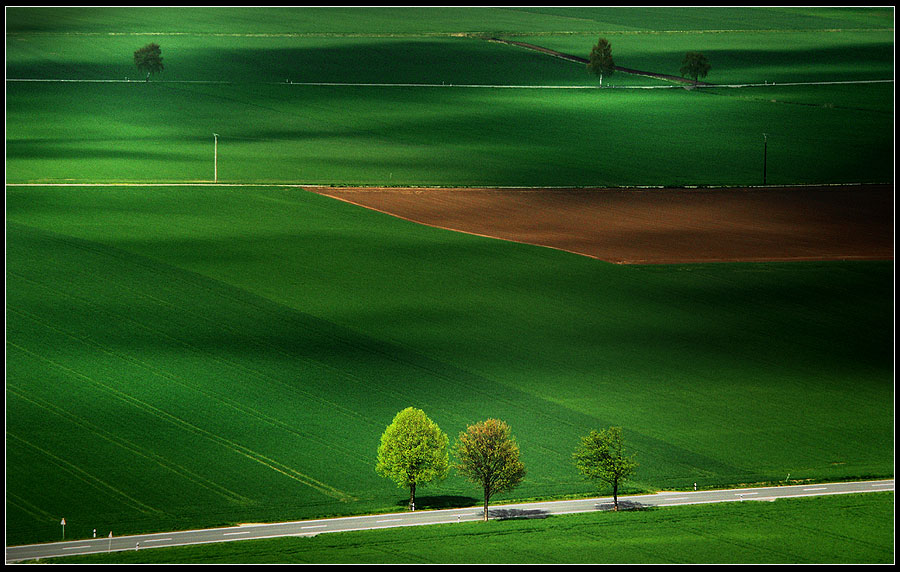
[134,43,164,81]
[375,407,449,511]
[453,418,526,521]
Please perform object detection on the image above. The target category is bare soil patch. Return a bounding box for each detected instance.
[309,184,893,264]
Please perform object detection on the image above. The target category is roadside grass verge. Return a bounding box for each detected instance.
[45,492,895,564]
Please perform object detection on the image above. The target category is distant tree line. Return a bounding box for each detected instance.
[376,407,638,521]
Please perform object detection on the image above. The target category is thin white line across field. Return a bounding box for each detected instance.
[6,78,893,89]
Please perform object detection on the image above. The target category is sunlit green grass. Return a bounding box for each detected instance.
[6,186,893,545]
[6,7,893,187]
[48,493,895,564]
[5,79,893,186]
[519,29,894,85]
[6,6,892,35]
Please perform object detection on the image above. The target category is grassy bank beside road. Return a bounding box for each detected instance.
[47,492,895,564]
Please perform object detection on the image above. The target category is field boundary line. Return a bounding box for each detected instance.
[6,78,893,89]
[6,182,888,190]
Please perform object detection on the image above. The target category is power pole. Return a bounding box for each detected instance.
[213,133,219,182]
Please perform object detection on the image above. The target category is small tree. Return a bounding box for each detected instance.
[134,43,164,81]
[587,37,615,86]
[572,426,637,511]
[375,407,449,511]
[453,419,526,521]
[680,51,711,84]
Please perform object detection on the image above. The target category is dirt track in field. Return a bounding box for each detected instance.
[309,184,894,264]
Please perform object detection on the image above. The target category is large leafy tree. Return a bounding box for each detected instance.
[587,37,615,86]
[375,407,449,511]
[680,51,711,83]
[572,426,637,511]
[453,419,526,521]
[134,43,164,81]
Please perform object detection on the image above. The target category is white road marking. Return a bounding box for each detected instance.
[223,531,251,536]
[803,487,828,491]
[376,519,403,523]
[142,538,173,543]
[301,525,327,529]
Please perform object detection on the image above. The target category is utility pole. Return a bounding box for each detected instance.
[213,133,219,183]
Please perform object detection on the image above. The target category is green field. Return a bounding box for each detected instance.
[6,185,893,545]
[46,493,897,564]
[5,7,894,187]
[4,6,894,559]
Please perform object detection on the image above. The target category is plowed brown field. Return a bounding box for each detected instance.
[310,184,893,264]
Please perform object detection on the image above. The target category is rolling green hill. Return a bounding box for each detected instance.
[5,6,894,550]
[6,186,893,545]
[5,7,893,187]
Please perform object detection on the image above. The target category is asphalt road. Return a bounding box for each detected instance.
[6,479,893,563]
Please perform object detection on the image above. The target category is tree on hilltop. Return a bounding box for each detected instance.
[587,37,615,86]
[134,43,164,81]
[680,51,711,84]
[376,407,449,511]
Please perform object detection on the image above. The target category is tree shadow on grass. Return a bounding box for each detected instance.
[394,495,479,511]
[489,508,550,520]
[594,500,650,512]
